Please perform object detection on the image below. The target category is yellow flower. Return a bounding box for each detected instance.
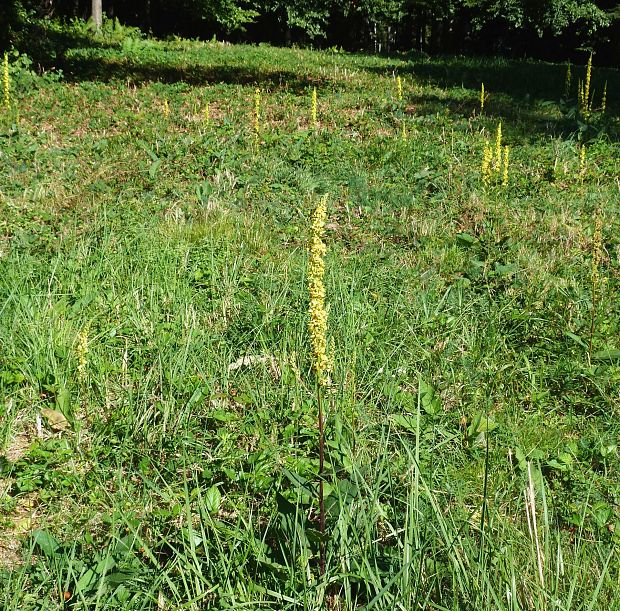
[592,212,602,288]
[308,194,329,385]
[579,144,586,179]
[601,81,607,113]
[502,145,509,187]
[396,76,403,102]
[76,329,89,380]
[585,54,592,107]
[564,62,571,98]
[494,121,502,172]
[481,142,493,185]
[204,102,210,125]
[581,54,592,118]
[480,82,485,113]
[3,53,10,109]
[163,99,170,117]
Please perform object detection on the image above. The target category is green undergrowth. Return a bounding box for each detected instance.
[0,34,619,609]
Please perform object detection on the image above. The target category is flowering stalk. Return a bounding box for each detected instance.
[163,99,170,118]
[494,122,502,172]
[480,82,485,113]
[204,102,210,125]
[601,81,607,113]
[3,53,9,109]
[396,75,403,102]
[589,210,603,359]
[585,54,592,112]
[481,142,492,185]
[581,54,592,118]
[564,62,571,98]
[579,144,586,180]
[502,145,509,187]
[308,194,329,386]
[308,193,329,575]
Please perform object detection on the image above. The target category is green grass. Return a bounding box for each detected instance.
[1,34,619,609]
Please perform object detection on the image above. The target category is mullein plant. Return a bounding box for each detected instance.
[578,54,593,118]
[481,122,509,186]
[396,75,403,102]
[502,145,509,187]
[204,102,210,125]
[589,211,603,359]
[163,99,170,118]
[307,193,330,576]
[480,82,485,113]
[601,81,607,113]
[3,52,10,110]
[481,142,493,185]
[494,121,502,171]
[579,144,586,180]
[76,328,89,382]
[564,61,571,99]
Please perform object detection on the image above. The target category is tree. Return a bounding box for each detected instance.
[255,0,334,40]
[92,0,103,31]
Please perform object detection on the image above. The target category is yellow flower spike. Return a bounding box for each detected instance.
[481,142,492,185]
[579,144,586,179]
[480,82,485,113]
[308,194,330,386]
[494,122,502,172]
[311,86,317,126]
[308,193,330,576]
[163,99,170,118]
[589,210,603,357]
[601,81,607,113]
[564,61,571,98]
[76,328,89,380]
[591,212,602,295]
[502,145,509,187]
[3,52,10,109]
[401,121,407,141]
[204,102,210,125]
[396,75,403,102]
[583,54,592,118]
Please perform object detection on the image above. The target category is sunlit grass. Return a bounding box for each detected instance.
[0,35,619,609]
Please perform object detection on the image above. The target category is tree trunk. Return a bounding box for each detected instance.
[92,0,102,31]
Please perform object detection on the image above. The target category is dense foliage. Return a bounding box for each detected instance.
[2,0,619,63]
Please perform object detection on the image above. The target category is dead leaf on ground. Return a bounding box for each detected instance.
[40,408,70,432]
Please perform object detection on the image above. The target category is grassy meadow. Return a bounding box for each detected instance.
[1,33,620,609]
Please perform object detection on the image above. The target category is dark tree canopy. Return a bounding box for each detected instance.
[2,0,619,65]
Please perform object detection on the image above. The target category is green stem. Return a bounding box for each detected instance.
[317,381,325,576]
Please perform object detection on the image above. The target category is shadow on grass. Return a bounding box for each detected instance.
[403,93,600,143]
[20,18,324,92]
[60,54,325,93]
[370,55,620,141]
[24,19,619,140]
[372,56,620,115]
